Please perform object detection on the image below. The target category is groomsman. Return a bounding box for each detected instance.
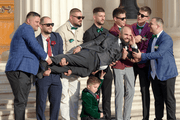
[131,6,153,120]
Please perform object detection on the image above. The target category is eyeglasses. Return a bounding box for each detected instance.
[42,23,54,27]
[116,17,126,21]
[72,15,85,20]
[137,12,148,18]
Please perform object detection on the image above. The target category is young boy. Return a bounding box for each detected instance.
[80,70,106,120]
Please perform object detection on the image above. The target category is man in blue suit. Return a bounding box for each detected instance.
[133,17,178,120]
[5,12,52,120]
[35,16,63,120]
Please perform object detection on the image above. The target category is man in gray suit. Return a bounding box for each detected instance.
[40,26,137,78]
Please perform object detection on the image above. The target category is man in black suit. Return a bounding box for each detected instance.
[83,7,112,119]
[35,16,63,120]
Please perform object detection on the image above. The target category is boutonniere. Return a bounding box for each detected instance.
[69,39,74,43]
[154,45,159,50]
[141,35,148,41]
[51,40,56,47]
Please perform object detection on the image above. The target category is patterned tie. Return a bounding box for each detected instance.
[152,34,157,39]
[97,27,103,33]
[46,37,52,56]
[136,25,144,29]
[71,27,77,30]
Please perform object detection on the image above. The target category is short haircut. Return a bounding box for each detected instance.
[140,6,152,16]
[113,8,126,18]
[93,7,105,14]
[40,16,50,24]
[70,8,81,15]
[87,76,101,86]
[26,11,40,21]
[152,17,164,27]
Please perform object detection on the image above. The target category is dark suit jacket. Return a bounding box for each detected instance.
[36,32,63,80]
[141,31,178,81]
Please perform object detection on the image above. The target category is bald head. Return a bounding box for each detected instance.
[120,26,132,44]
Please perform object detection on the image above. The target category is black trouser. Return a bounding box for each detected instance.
[6,71,32,120]
[150,76,176,120]
[95,66,113,120]
[133,64,150,120]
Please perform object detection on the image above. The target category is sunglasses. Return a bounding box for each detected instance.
[137,12,148,18]
[116,17,126,21]
[42,23,54,27]
[72,15,85,20]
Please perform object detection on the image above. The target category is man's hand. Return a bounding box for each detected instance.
[122,48,128,60]
[43,68,51,76]
[109,61,118,66]
[132,49,141,59]
[64,70,72,76]
[73,46,81,54]
[135,35,142,43]
[91,70,99,75]
[46,56,52,65]
[59,58,68,66]
[99,70,106,79]
[100,113,104,118]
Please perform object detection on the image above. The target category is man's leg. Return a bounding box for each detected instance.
[69,78,80,120]
[36,76,51,120]
[101,67,113,120]
[48,74,62,120]
[123,67,135,120]
[6,71,31,120]
[113,68,124,120]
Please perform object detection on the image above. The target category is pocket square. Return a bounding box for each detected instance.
[69,39,74,43]
[154,45,159,50]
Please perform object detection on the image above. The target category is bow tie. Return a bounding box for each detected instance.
[119,27,122,31]
[136,25,144,29]
[152,34,157,39]
[97,27,103,33]
[71,27,77,30]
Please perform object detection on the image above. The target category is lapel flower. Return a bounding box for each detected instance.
[51,40,56,47]
[141,35,148,41]
[96,94,99,99]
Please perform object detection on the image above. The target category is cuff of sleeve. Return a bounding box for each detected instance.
[78,45,82,49]
[45,55,48,61]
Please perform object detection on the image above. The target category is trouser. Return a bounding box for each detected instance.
[113,67,135,120]
[36,74,62,120]
[6,71,32,120]
[60,75,80,120]
[133,64,150,120]
[150,76,176,120]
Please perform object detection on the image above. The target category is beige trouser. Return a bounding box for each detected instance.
[60,74,80,120]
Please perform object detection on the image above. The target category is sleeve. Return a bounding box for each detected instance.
[83,31,92,43]
[22,26,47,60]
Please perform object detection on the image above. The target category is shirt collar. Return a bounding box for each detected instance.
[41,34,51,41]
[69,21,78,29]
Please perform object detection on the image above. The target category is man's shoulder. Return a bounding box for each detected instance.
[55,21,69,32]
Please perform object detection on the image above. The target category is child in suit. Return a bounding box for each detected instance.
[80,70,106,120]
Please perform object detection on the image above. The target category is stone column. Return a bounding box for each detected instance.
[14,0,83,36]
[162,0,180,58]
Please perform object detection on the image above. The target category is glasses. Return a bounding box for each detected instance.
[72,15,85,20]
[116,17,126,21]
[137,12,148,18]
[42,23,54,27]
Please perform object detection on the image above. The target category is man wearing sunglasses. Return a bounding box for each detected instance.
[83,7,113,120]
[109,8,136,120]
[55,8,84,120]
[131,6,153,120]
[35,16,63,120]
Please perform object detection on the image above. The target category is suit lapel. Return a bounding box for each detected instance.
[133,23,140,35]
[50,33,56,56]
[140,23,148,36]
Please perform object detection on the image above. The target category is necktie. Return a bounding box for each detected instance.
[97,27,103,33]
[46,37,52,56]
[152,34,157,39]
[71,27,77,30]
[119,27,122,31]
[136,25,144,29]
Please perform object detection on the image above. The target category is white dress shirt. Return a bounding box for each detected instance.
[41,34,53,56]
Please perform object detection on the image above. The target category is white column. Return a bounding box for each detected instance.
[14,0,83,35]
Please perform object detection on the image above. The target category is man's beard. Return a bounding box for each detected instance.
[44,30,52,34]
[74,23,82,27]
[97,21,104,26]
[120,37,130,46]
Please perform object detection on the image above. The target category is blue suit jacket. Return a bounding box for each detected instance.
[141,31,178,81]
[5,23,47,75]
[36,32,63,79]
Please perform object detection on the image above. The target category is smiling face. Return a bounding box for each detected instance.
[87,83,100,93]
[121,27,132,43]
[149,18,158,34]
[137,10,149,25]
[93,12,105,26]
[40,17,53,35]
[27,16,40,31]
[114,13,126,27]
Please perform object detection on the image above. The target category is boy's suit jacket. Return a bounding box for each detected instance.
[141,31,178,81]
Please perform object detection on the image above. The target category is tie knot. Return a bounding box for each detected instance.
[71,27,77,30]
[136,25,144,29]
[97,27,103,33]
[46,37,50,42]
[152,34,157,38]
